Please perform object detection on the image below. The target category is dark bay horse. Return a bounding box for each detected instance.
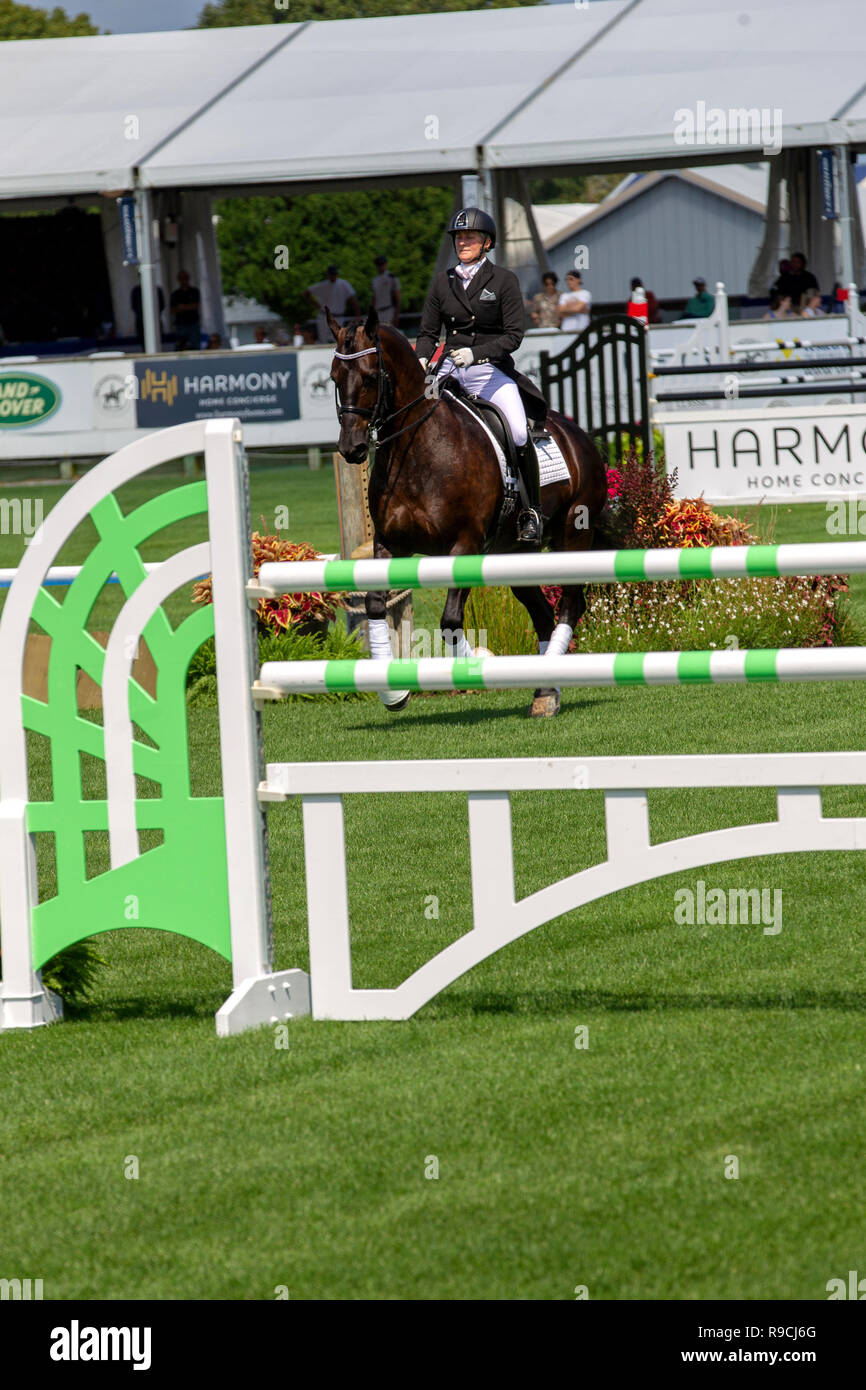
[328,306,608,716]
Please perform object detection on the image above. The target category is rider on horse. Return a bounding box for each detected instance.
[415,207,546,546]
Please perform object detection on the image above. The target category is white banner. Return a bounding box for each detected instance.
[659,404,866,503]
[0,361,92,436]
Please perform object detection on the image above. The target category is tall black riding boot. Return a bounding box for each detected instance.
[515,438,542,546]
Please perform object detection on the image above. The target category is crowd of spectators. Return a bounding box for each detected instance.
[120,245,846,356]
[760,254,843,319]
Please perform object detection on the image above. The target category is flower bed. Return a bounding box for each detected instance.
[192,534,343,636]
[468,451,858,655]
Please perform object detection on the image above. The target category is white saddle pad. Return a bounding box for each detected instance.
[536,434,570,486]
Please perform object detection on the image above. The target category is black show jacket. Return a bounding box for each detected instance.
[415,258,547,421]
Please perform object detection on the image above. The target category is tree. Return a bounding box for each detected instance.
[529,173,623,206]
[199,0,537,26]
[0,0,98,38]
[216,185,453,321]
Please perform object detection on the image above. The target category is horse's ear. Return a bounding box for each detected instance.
[325,307,341,342]
[364,305,378,339]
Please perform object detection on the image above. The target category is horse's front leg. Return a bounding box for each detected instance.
[364,535,410,713]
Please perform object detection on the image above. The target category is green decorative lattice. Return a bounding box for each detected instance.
[23,482,230,968]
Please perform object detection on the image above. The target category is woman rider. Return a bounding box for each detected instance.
[415,207,546,545]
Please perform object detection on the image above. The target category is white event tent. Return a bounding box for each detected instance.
[0,0,864,346]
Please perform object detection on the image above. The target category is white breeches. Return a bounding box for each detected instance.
[437,358,528,446]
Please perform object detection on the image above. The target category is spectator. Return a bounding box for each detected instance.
[683,277,714,318]
[304,265,360,343]
[371,254,401,327]
[763,292,793,320]
[627,285,649,325]
[832,283,849,314]
[293,322,306,346]
[772,252,818,310]
[801,289,824,319]
[254,326,269,344]
[130,282,165,347]
[527,271,560,328]
[629,276,661,324]
[206,332,222,349]
[558,271,592,332]
[170,270,201,351]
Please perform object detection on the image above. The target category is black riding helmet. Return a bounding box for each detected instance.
[448,207,497,253]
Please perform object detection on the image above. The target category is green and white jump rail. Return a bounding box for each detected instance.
[256,647,866,699]
[250,543,866,598]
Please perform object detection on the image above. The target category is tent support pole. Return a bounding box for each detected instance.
[135,187,161,355]
[836,144,855,292]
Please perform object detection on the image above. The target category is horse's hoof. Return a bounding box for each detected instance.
[529,689,560,718]
[382,692,410,713]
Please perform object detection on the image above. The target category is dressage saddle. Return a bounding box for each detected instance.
[439,374,552,475]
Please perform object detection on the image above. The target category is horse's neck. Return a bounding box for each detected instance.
[376,349,431,474]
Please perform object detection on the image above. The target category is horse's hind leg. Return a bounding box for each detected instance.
[510,582,561,718]
[365,536,410,712]
[440,585,474,658]
[546,491,594,656]
[519,484,596,716]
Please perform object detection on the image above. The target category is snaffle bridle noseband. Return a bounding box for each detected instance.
[333,338,442,450]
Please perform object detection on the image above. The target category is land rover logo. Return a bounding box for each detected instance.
[0,372,61,428]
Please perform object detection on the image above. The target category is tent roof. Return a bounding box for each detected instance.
[484,0,866,169]
[140,6,606,189]
[0,25,289,199]
[0,2,864,201]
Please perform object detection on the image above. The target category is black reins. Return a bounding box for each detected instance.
[333,337,442,449]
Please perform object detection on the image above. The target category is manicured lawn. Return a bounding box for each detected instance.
[1,464,865,1300]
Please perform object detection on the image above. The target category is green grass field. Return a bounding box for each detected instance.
[1,463,865,1300]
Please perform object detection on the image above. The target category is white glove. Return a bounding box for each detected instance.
[418,357,428,371]
[449,347,474,368]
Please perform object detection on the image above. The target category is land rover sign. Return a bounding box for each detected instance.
[0,372,61,428]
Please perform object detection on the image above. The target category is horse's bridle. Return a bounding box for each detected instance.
[333,339,441,449]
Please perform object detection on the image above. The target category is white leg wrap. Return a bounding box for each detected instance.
[546,622,573,658]
[368,618,408,707]
[368,618,394,661]
[539,623,572,696]
[446,630,474,658]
